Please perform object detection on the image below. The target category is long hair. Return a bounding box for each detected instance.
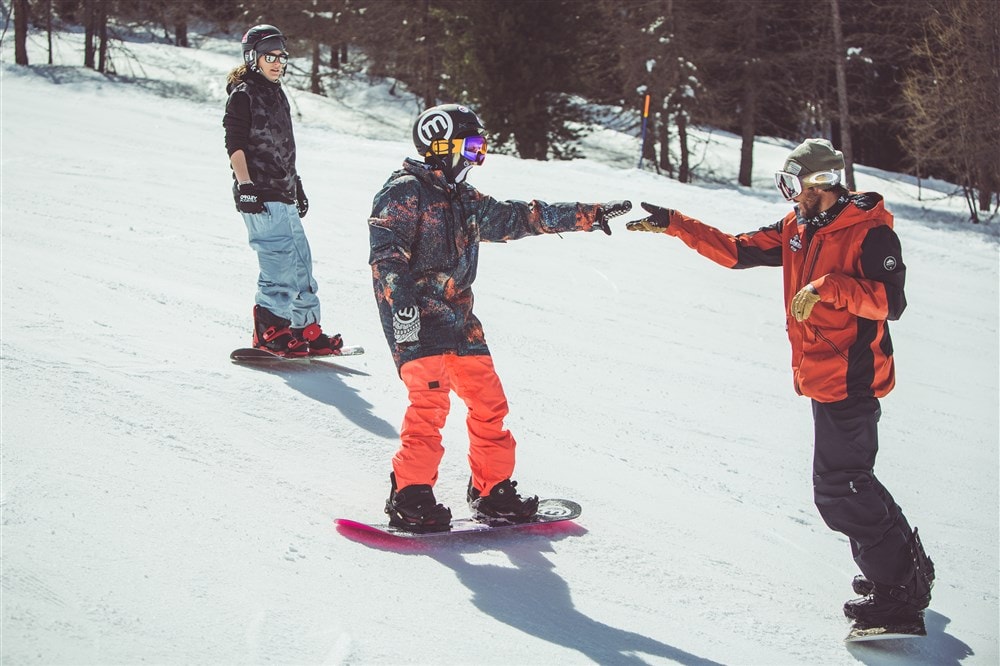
[226,64,248,90]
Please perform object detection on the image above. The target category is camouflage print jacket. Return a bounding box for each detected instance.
[369,158,604,371]
[223,70,297,203]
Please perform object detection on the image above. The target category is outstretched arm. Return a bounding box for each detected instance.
[474,193,630,241]
[626,202,784,269]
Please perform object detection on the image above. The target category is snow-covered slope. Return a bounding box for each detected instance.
[2,31,997,665]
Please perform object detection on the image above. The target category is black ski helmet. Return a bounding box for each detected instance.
[412,104,486,183]
[242,25,286,71]
[412,104,485,157]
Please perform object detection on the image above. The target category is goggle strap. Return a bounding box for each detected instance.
[429,139,452,156]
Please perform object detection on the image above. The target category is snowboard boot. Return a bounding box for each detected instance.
[844,528,935,624]
[252,305,304,356]
[385,473,451,533]
[843,583,924,628]
[467,478,539,524]
[291,323,344,356]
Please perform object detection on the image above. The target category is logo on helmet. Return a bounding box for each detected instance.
[416,110,454,149]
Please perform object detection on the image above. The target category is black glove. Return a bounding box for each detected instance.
[295,176,309,218]
[594,200,632,235]
[234,181,265,214]
[625,202,673,233]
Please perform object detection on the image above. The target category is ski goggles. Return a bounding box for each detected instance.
[460,135,488,164]
[774,170,841,200]
[429,135,488,165]
[262,52,289,64]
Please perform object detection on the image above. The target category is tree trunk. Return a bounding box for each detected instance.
[421,0,436,108]
[47,0,54,64]
[830,0,855,190]
[311,41,322,94]
[84,0,95,69]
[14,0,29,65]
[658,108,672,177]
[175,20,189,48]
[963,186,980,223]
[677,111,690,183]
[737,0,759,187]
[977,188,993,212]
[97,1,108,73]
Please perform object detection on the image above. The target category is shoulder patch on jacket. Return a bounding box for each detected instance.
[851,193,883,211]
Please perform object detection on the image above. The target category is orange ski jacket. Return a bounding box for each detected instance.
[662,192,906,403]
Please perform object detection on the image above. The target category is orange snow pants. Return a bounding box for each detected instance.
[393,353,516,495]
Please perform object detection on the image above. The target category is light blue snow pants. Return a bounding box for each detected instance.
[240,201,321,328]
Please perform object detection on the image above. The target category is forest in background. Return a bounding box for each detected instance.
[6,0,999,221]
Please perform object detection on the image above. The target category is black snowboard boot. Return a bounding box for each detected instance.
[467,478,539,524]
[844,528,935,624]
[843,583,924,627]
[252,305,304,356]
[385,473,451,533]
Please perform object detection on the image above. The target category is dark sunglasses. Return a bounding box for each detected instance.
[262,53,288,64]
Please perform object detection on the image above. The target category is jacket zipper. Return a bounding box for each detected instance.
[802,231,822,288]
[800,231,849,361]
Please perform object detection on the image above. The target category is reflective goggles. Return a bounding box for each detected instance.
[460,135,488,164]
[774,170,841,200]
[429,135,488,165]
[262,52,289,64]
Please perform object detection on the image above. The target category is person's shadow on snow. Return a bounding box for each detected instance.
[338,522,722,666]
[235,360,397,440]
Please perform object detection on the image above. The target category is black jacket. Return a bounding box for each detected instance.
[223,70,297,203]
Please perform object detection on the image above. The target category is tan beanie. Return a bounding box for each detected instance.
[782,139,845,177]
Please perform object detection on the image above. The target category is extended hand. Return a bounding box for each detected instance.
[790,284,821,322]
[625,202,673,233]
[234,181,265,214]
[594,200,632,235]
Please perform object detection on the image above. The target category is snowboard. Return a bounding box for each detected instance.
[845,617,927,642]
[230,345,364,362]
[335,498,581,539]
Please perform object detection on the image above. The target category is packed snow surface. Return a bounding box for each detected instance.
[2,31,997,665]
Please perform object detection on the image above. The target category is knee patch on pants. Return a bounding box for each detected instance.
[813,469,876,532]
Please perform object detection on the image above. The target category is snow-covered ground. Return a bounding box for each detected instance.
[2,30,997,665]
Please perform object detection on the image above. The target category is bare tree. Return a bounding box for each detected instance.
[83,0,108,71]
[902,0,1000,221]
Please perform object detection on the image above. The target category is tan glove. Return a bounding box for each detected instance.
[625,202,673,233]
[790,284,821,322]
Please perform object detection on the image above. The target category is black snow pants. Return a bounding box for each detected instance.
[811,396,915,587]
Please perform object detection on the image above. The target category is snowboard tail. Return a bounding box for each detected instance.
[336,498,581,539]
